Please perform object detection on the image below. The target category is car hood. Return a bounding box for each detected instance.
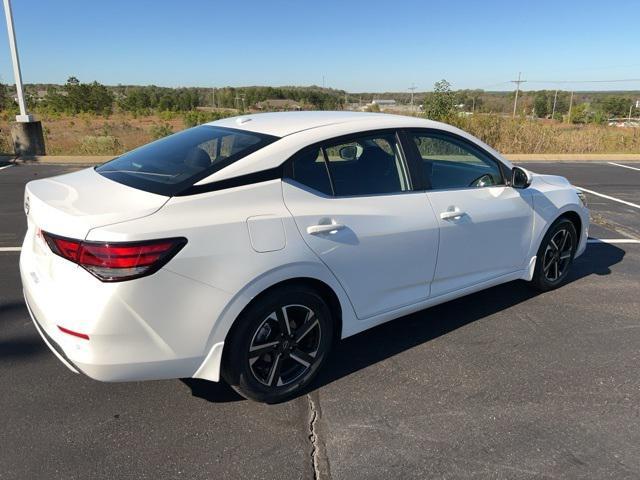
[533,173,572,187]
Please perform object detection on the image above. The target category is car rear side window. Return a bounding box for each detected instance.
[289,147,333,195]
[96,126,277,196]
[323,134,410,196]
[287,132,412,197]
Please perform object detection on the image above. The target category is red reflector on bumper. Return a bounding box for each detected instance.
[58,325,90,340]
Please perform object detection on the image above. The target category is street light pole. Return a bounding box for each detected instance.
[2,0,45,156]
[3,0,32,122]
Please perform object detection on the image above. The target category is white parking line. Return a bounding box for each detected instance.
[607,162,640,172]
[575,186,640,210]
[0,247,21,252]
[0,164,14,171]
[587,238,640,244]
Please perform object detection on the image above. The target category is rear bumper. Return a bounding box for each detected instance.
[20,231,231,382]
[25,293,81,374]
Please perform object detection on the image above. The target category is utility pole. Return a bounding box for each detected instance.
[629,104,633,123]
[472,97,476,113]
[211,87,215,110]
[551,89,558,120]
[408,83,417,112]
[567,91,574,124]
[511,72,526,118]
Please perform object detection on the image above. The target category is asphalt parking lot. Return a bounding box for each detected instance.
[1,161,639,479]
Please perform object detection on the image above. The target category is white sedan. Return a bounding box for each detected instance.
[20,112,589,403]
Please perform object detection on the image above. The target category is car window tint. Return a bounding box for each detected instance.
[96,126,276,196]
[323,134,410,196]
[411,134,503,189]
[289,147,333,195]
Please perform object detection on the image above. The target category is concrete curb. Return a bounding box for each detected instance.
[2,153,640,166]
[506,154,640,162]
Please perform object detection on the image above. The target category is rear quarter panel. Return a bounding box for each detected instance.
[85,180,357,361]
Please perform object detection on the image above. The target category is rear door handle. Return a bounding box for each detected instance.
[307,223,345,235]
[440,209,466,220]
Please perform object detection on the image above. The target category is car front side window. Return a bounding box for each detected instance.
[409,132,504,190]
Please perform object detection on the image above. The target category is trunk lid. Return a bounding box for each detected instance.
[25,167,169,240]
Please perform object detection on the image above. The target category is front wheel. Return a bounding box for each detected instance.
[529,218,577,292]
[222,285,334,403]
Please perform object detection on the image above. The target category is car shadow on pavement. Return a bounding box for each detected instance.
[182,378,243,402]
[183,243,624,404]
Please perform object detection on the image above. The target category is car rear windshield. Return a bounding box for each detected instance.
[96,125,278,196]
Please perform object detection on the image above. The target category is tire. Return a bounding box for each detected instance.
[221,285,334,403]
[529,218,577,292]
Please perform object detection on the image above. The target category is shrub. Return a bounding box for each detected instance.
[79,135,122,155]
[423,79,456,122]
[182,110,234,128]
[158,110,179,121]
[149,123,174,139]
[0,129,12,154]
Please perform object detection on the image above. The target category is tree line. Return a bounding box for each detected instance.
[0,77,637,124]
[423,80,639,124]
[0,78,347,116]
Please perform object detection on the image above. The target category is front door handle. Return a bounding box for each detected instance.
[307,223,345,235]
[440,209,466,220]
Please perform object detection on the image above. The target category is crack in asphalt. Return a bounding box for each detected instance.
[307,393,321,480]
[306,392,331,480]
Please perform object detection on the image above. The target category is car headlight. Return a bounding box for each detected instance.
[576,191,587,207]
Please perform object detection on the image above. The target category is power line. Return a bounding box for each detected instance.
[477,81,512,90]
[526,78,640,84]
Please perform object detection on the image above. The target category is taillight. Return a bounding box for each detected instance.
[42,232,186,282]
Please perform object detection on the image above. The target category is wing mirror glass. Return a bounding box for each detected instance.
[511,166,532,189]
[339,145,357,161]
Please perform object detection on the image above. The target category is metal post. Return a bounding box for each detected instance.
[3,0,32,122]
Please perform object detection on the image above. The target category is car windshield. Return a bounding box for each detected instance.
[96,125,278,196]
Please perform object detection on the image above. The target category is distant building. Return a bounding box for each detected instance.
[255,99,301,111]
[371,99,396,106]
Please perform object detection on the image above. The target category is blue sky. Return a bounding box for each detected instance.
[0,0,639,92]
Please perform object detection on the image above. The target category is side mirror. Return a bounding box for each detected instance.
[511,166,532,189]
[339,145,357,161]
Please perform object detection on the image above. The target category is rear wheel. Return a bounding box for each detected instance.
[530,218,577,291]
[222,285,333,403]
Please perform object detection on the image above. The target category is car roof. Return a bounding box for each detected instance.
[207,111,443,137]
[197,111,512,185]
